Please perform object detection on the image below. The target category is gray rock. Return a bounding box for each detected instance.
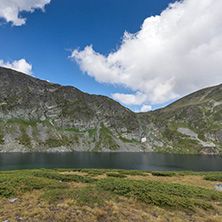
[213,183,222,192]
[9,198,18,203]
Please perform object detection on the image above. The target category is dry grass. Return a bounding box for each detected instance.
[126,174,217,190]
[1,190,222,222]
[60,171,88,176]
[62,171,220,190]
[69,181,87,188]
[1,170,222,221]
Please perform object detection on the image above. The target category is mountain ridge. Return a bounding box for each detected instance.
[0,67,221,154]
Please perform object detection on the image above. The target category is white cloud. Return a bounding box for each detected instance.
[141,105,152,112]
[0,0,51,26]
[71,0,222,107]
[112,92,147,106]
[0,59,32,74]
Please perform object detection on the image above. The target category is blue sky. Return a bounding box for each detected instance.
[0,0,222,112]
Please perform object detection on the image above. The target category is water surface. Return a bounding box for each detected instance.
[0,152,222,171]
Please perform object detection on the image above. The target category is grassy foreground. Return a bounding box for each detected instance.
[1,169,222,221]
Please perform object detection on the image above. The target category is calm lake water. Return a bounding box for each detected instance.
[1,152,222,171]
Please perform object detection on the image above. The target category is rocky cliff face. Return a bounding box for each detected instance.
[0,67,222,153]
[0,67,145,152]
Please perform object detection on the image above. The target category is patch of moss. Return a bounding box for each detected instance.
[0,134,4,145]
[7,119,41,126]
[16,126,31,147]
[88,128,97,139]
[45,138,64,148]
[93,123,120,151]
[65,128,84,133]
[119,136,138,143]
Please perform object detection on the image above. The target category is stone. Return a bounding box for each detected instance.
[9,198,18,203]
[213,183,222,192]
[141,137,147,143]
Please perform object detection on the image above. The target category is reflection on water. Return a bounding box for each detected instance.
[0,152,222,171]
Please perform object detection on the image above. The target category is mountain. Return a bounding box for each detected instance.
[0,67,221,154]
[0,67,143,152]
[138,84,222,154]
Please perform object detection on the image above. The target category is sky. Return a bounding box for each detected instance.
[0,0,222,112]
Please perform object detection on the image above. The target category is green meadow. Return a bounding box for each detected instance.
[1,169,222,221]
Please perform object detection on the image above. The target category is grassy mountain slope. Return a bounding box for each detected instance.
[138,84,222,154]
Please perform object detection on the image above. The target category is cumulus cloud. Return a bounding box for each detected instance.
[71,0,222,107]
[0,0,51,26]
[141,105,152,112]
[0,59,32,75]
[112,92,147,106]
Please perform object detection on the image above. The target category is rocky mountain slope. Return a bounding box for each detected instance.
[138,84,222,154]
[0,67,221,154]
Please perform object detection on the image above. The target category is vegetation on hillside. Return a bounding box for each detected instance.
[1,169,222,221]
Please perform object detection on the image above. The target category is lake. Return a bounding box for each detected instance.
[1,152,222,171]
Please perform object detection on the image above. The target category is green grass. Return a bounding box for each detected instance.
[81,168,110,176]
[106,173,127,178]
[204,172,222,181]
[0,170,68,197]
[1,168,222,213]
[6,119,41,126]
[119,136,138,143]
[40,186,108,206]
[31,169,97,183]
[92,123,120,151]
[97,178,219,211]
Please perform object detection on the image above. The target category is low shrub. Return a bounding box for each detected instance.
[97,178,220,211]
[0,169,96,198]
[81,169,109,176]
[41,185,108,206]
[106,173,127,178]
[0,171,67,197]
[54,168,81,173]
[152,171,176,177]
[204,173,222,181]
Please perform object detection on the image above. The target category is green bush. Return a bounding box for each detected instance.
[0,171,67,197]
[54,168,82,173]
[97,178,220,211]
[152,171,176,177]
[106,173,127,178]
[81,168,109,176]
[204,172,222,181]
[41,186,107,206]
[0,169,96,198]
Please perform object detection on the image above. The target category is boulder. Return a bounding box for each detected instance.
[213,183,222,192]
[9,198,18,203]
